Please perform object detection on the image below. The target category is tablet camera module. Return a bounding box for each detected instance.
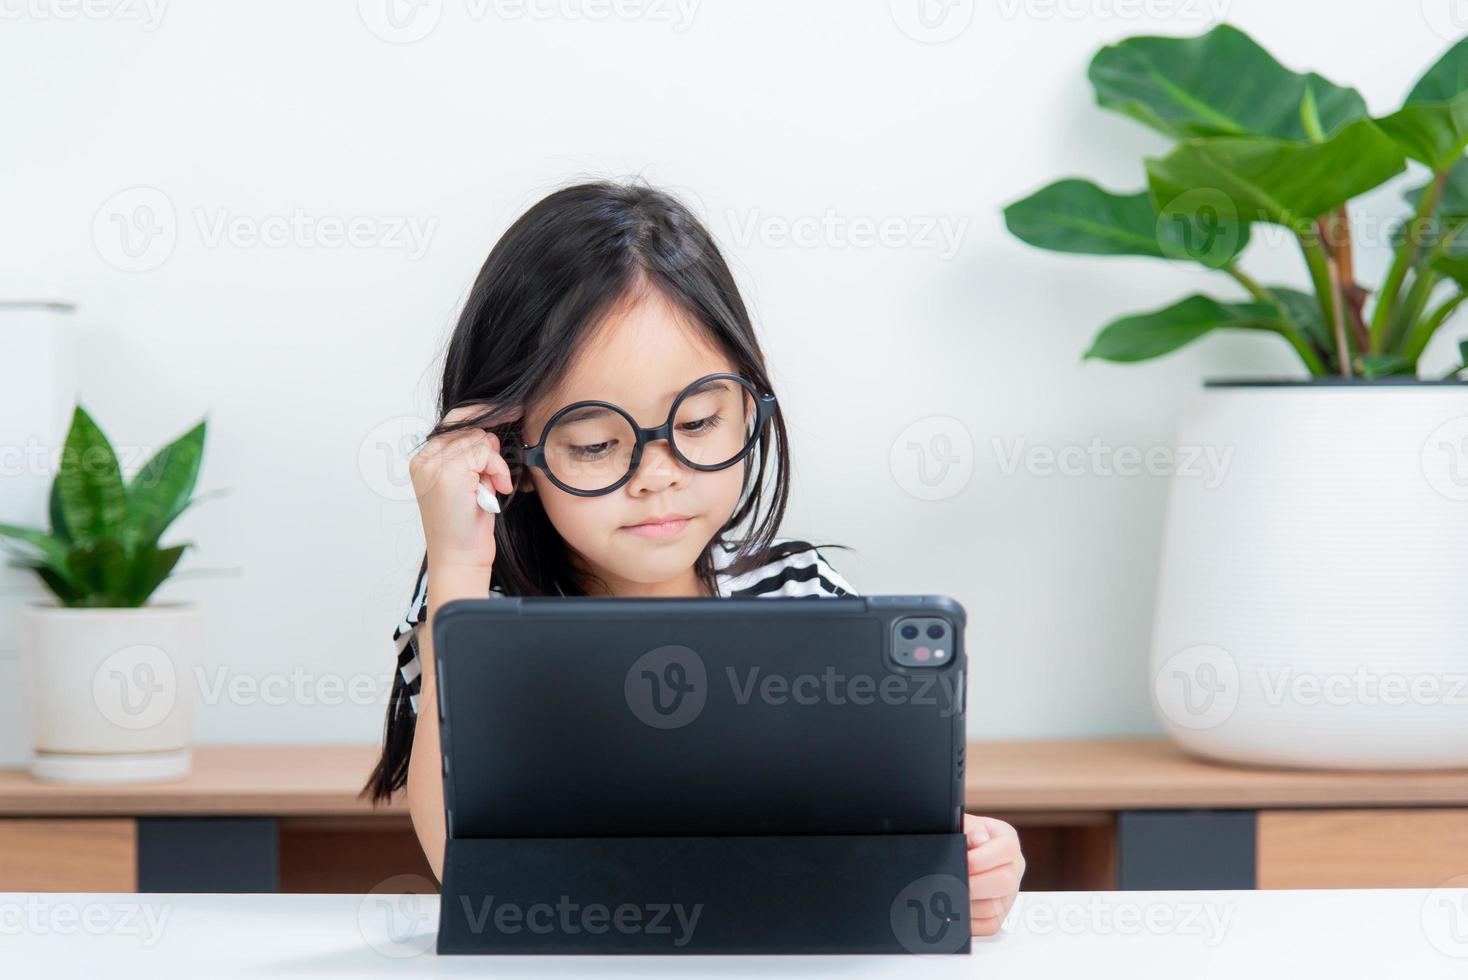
[892,618,954,667]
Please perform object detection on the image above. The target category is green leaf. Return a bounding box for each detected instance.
[1376,38,1468,169]
[49,479,69,543]
[1376,100,1468,171]
[1432,237,1468,287]
[64,539,132,605]
[1426,225,1468,290]
[1003,178,1249,268]
[123,544,189,606]
[126,420,206,549]
[0,523,71,575]
[1089,24,1367,141]
[1357,353,1414,378]
[1409,35,1468,103]
[1403,158,1468,218]
[1147,119,1406,228]
[1085,294,1279,362]
[34,565,83,605]
[57,407,127,546]
[1263,285,1333,359]
[1299,84,1325,141]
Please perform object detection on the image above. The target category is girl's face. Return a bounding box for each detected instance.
[517,284,748,597]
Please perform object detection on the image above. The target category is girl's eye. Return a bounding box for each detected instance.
[570,441,616,459]
[677,414,721,435]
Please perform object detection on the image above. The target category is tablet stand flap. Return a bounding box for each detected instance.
[436,832,970,955]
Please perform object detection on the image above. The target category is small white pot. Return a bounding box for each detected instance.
[1150,381,1468,770]
[17,603,199,783]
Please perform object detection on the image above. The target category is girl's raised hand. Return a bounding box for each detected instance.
[965,814,1025,937]
[408,405,519,577]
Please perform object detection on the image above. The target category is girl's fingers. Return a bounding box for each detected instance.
[435,433,492,473]
[968,832,1022,876]
[969,861,1022,901]
[970,891,1018,937]
[414,434,510,502]
[443,430,514,494]
[966,816,1024,877]
[972,891,1017,920]
[963,813,1025,934]
[425,406,521,469]
[970,896,1007,920]
[476,432,517,495]
[416,430,479,468]
[485,447,514,495]
[963,813,988,847]
[966,814,1018,846]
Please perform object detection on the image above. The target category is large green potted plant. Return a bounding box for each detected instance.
[0,407,208,783]
[1004,24,1468,770]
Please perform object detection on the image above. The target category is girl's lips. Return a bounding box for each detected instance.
[621,517,691,539]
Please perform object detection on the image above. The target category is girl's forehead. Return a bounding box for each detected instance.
[534,357,738,429]
[528,291,736,425]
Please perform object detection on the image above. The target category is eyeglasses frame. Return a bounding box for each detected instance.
[518,372,778,497]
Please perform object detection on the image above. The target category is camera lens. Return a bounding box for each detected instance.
[900,624,919,640]
[927,624,945,640]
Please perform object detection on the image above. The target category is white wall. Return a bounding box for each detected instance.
[1,0,1461,744]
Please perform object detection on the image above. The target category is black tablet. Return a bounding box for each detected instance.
[432,595,967,841]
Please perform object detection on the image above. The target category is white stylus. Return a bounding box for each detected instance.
[475,482,502,514]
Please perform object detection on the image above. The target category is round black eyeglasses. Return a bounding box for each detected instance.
[518,373,777,496]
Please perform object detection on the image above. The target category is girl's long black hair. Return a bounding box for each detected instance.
[365,179,838,803]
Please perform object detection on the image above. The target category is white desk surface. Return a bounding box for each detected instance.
[2,887,1466,978]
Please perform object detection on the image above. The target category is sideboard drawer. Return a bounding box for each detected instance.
[1258,809,1468,888]
[0,819,136,891]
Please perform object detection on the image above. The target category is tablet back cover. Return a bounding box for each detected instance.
[434,595,966,839]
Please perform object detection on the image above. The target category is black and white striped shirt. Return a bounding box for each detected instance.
[391,538,856,715]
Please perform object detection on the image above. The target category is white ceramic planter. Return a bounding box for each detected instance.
[17,603,199,783]
[1150,381,1468,770]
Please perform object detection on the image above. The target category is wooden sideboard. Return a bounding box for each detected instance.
[2,738,1466,892]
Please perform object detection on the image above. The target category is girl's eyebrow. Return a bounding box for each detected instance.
[665,377,730,401]
[551,378,734,428]
[558,405,613,425]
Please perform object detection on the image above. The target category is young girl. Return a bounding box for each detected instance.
[365,181,1024,937]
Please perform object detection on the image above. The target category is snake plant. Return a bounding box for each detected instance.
[0,406,207,607]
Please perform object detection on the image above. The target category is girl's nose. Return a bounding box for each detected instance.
[628,439,687,494]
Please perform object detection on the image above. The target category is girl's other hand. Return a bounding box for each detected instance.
[965,814,1025,937]
[409,405,518,577]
